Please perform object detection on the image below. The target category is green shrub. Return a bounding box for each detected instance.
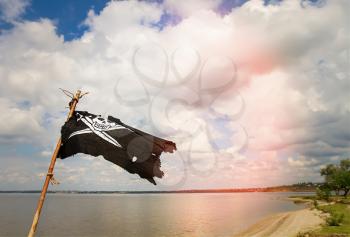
[316,187,331,201]
[326,213,345,226]
[296,231,314,237]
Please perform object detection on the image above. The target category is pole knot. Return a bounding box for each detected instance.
[50,176,60,185]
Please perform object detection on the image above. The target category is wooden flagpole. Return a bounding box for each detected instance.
[28,90,82,237]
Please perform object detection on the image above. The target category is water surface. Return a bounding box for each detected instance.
[0,192,307,237]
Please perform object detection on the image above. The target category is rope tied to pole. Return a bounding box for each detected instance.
[59,88,74,99]
[49,176,60,185]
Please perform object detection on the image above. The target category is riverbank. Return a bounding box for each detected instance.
[234,208,325,237]
[235,195,350,237]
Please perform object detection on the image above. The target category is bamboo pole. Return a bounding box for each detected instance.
[28,90,82,237]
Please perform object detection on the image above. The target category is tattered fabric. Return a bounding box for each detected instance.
[58,111,176,185]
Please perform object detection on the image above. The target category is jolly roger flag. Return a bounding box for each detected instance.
[58,111,177,185]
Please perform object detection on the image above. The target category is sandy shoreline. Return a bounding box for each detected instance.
[234,208,325,237]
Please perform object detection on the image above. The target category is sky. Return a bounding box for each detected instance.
[0,0,349,191]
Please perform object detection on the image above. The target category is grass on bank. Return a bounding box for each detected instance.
[293,196,350,237]
[315,203,350,236]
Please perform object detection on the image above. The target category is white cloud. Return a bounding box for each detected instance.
[0,0,349,189]
[0,0,29,23]
[0,98,44,143]
[84,0,162,35]
[288,156,319,168]
[163,0,221,17]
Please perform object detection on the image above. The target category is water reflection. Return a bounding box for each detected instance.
[0,192,307,237]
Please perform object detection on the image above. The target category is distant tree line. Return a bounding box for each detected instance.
[292,182,321,187]
[318,159,350,199]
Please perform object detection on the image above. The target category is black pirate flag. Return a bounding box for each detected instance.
[58,111,177,185]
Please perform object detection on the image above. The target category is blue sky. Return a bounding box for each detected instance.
[1,0,109,40]
[0,0,269,40]
[0,0,348,191]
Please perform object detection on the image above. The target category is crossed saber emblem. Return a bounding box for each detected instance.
[68,113,131,148]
